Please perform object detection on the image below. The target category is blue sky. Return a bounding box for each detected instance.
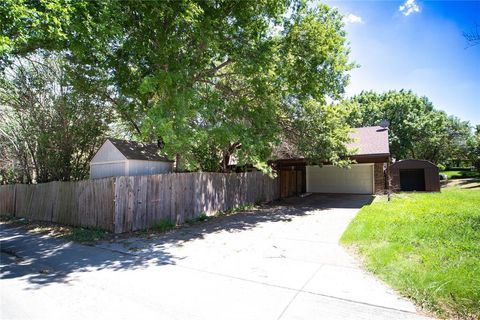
[323,0,480,125]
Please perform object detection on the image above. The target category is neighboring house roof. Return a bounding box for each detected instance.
[348,126,390,156]
[107,139,173,162]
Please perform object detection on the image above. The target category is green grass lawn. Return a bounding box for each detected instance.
[341,186,480,319]
[441,169,480,179]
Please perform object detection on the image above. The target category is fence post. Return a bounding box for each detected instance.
[13,184,17,217]
[113,177,125,233]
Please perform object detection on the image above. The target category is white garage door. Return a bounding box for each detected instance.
[306,164,374,194]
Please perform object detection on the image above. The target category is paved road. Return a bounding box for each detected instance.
[1,195,432,320]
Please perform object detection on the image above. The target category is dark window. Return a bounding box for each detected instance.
[399,169,426,191]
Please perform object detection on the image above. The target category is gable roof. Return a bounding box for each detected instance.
[107,139,173,162]
[270,126,390,162]
[348,126,390,156]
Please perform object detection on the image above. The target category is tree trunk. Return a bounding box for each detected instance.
[175,154,181,172]
[220,153,230,173]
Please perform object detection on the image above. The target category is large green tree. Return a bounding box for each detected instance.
[1,0,354,172]
[0,56,112,183]
[345,90,472,163]
[467,125,480,170]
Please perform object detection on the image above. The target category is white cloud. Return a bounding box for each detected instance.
[344,13,364,24]
[399,0,421,16]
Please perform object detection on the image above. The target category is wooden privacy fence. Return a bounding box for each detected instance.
[0,179,115,230]
[0,171,279,233]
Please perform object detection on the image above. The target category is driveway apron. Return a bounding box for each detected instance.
[1,194,432,320]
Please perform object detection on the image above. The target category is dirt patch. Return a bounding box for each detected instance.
[0,218,110,244]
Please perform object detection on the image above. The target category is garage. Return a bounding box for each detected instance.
[271,126,390,196]
[306,164,374,194]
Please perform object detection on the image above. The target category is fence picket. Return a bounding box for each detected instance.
[0,172,279,233]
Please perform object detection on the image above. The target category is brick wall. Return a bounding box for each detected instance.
[374,163,386,194]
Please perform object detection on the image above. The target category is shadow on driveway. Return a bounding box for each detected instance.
[158,194,373,242]
[0,224,163,288]
[0,194,372,288]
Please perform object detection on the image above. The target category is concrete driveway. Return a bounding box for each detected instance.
[1,194,431,320]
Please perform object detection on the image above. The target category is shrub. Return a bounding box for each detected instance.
[151,219,175,232]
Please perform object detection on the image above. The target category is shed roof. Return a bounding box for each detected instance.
[107,139,173,162]
[390,159,438,169]
[348,126,390,156]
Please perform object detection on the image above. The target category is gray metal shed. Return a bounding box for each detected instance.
[90,139,173,179]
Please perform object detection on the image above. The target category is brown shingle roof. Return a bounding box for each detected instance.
[270,126,390,161]
[348,126,390,156]
[108,139,173,162]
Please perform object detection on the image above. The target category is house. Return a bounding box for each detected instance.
[273,126,390,196]
[90,139,173,179]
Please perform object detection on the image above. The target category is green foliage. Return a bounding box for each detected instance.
[441,170,480,179]
[213,203,256,217]
[288,100,353,165]
[196,213,209,222]
[232,203,256,212]
[467,125,480,171]
[151,219,176,233]
[0,0,76,59]
[344,90,473,163]
[186,213,209,225]
[1,0,355,173]
[0,55,112,183]
[341,188,480,319]
[64,227,109,243]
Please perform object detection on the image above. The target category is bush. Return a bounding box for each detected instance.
[151,219,176,232]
